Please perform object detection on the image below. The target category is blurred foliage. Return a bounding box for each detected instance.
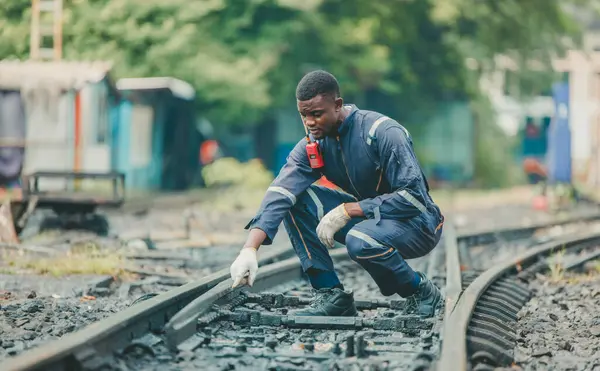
[471,95,526,188]
[432,0,582,64]
[202,157,273,189]
[0,0,591,126]
[201,157,274,212]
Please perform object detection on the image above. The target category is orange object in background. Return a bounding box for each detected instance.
[200,140,220,165]
[532,195,548,210]
[523,157,547,178]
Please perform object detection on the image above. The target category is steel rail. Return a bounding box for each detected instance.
[455,207,600,247]
[1,244,295,371]
[442,222,462,328]
[163,248,351,349]
[437,228,600,371]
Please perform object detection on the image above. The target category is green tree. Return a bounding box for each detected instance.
[3,0,598,188]
[0,0,32,59]
[1,0,591,126]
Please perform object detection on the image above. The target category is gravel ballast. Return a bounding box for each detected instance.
[514,269,600,370]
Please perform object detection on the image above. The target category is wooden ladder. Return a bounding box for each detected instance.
[30,0,63,61]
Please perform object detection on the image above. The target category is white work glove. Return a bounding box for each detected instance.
[230,247,259,288]
[316,204,351,248]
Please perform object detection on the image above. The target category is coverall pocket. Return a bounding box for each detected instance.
[410,212,440,243]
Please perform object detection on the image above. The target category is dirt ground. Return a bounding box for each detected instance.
[432,185,600,233]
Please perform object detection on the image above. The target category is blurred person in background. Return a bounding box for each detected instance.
[521,117,548,186]
[229,70,444,318]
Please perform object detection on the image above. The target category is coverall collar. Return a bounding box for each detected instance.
[337,104,358,136]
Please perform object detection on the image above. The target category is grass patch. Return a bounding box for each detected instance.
[547,247,566,282]
[543,254,600,285]
[1,242,126,277]
[0,267,16,274]
[23,229,63,243]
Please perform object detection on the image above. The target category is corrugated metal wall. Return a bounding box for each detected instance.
[114,92,202,192]
[114,99,162,191]
[22,88,74,190]
[81,82,112,174]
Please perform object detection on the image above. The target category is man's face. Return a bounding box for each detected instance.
[297,94,343,139]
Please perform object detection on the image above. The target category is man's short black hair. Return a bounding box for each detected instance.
[296,70,340,101]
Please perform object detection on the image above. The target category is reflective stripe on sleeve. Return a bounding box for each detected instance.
[267,186,296,204]
[397,190,426,213]
[366,116,390,145]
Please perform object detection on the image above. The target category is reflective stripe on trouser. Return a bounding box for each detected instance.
[345,216,442,297]
[283,185,442,297]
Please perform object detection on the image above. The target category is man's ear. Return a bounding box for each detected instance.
[334,97,343,111]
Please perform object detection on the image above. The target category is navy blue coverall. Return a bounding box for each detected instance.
[245,105,444,297]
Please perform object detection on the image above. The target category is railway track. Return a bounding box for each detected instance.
[439,228,600,371]
[3,208,600,371]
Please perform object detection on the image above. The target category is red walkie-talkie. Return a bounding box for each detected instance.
[306,136,325,169]
[303,124,325,169]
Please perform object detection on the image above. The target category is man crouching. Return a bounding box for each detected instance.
[229,70,445,317]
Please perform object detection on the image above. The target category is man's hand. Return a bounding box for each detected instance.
[230,247,259,288]
[316,204,352,248]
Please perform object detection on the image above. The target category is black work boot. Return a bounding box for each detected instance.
[289,288,358,317]
[403,272,442,317]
